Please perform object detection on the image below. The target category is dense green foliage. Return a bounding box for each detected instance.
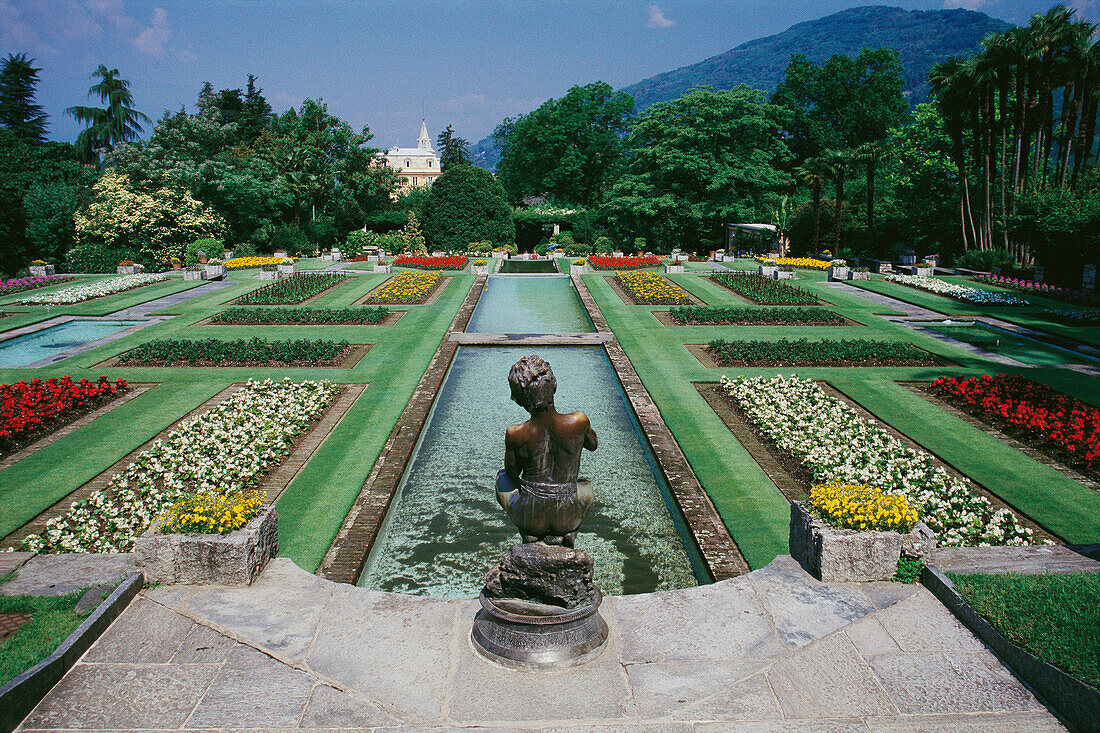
[420,165,515,251]
[235,273,347,304]
[119,337,351,365]
[0,53,48,142]
[494,82,633,206]
[669,305,845,325]
[950,571,1100,688]
[710,273,821,304]
[211,306,388,324]
[436,124,470,170]
[603,86,791,252]
[706,337,931,364]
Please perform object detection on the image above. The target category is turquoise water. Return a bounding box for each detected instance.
[466,275,592,333]
[924,322,1100,366]
[0,320,142,367]
[359,345,701,597]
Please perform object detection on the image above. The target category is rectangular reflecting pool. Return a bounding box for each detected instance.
[0,320,143,367]
[358,345,703,598]
[466,275,592,333]
[922,321,1100,366]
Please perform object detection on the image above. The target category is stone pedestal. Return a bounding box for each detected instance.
[849,270,871,281]
[374,263,392,273]
[758,265,777,278]
[827,266,849,282]
[117,264,144,275]
[776,270,795,280]
[570,264,586,275]
[665,264,684,274]
[30,265,54,277]
[473,265,489,275]
[205,264,226,280]
[911,266,933,277]
[277,263,296,277]
[183,269,205,281]
[901,254,917,265]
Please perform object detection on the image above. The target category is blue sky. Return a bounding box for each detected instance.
[3,1,1098,149]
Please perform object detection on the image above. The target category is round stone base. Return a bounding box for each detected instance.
[471,591,609,670]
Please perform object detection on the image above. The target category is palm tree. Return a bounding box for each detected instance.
[851,142,889,251]
[794,157,829,253]
[65,65,151,164]
[822,149,852,254]
[930,56,979,250]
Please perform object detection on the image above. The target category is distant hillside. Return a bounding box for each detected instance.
[472,5,1010,170]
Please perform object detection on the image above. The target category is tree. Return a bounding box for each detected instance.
[851,141,889,250]
[0,53,47,142]
[602,86,790,253]
[240,74,272,143]
[71,170,226,270]
[436,124,470,170]
[493,81,634,206]
[403,211,427,253]
[822,149,852,253]
[66,65,152,164]
[794,157,830,252]
[420,165,515,251]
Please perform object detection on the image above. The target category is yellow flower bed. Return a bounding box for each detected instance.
[755,256,831,270]
[364,270,440,303]
[225,256,297,270]
[616,270,691,305]
[809,481,919,533]
[159,489,264,535]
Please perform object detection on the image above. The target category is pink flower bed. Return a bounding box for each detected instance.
[973,275,1098,305]
[0,274,72,297]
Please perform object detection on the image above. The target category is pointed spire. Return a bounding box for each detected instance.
[418,118,431,150]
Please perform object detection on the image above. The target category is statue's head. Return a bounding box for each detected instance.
[508,355,557,413]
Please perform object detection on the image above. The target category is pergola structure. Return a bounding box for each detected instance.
[724,223,786,256]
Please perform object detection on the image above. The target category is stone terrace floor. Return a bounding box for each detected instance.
[13,556,1068,732]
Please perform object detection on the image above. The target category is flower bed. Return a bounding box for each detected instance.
[883,274,1029,305]
[589,255,660,270]
[754,256,831,270]
[705,338,935,366]
[973,275,1098,306]
[19,274,169,305]
[117,337,351,366]
[159,489,265,535]
[669,305,844,325]
[710,273,820,305]
[393,254,468,270]
[0,274,73,298]
[931,374,1100,473]
[21,378,339,553]
[235,273,347,305]
[615,271,692,304]
[211,306,388,325]
[1,376,128,455]
[809,481,919,533]
[721,374,1032,546]
[1042,308,1100,325]
[362,271,441,304]
[225,256,297,270]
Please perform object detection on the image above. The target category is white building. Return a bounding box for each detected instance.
[382,119,441,191]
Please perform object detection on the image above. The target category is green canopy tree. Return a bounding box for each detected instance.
[493,82,634,206]
[66,65,152,164]
[436,124,470,170]
[420,165,515,251]
[602,86,790,253]
[0,53,48,142]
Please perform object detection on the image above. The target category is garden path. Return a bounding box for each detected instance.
[13,555,1066,732]
[107,279,236,319]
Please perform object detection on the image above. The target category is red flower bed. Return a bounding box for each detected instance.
[394,255,468,270]
[932,374,1100,470]
[588,255,660,270]
[1,376,129,454]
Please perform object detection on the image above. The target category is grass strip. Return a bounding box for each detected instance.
[0,588,89,686]
[947,571,1100,689]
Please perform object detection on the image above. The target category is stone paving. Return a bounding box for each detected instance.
[13,556,1067,731]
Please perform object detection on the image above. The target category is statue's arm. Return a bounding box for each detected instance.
[504,426,522,481]
[581,414,598,451]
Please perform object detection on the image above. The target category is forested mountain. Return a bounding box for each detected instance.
[471,5,1009,170]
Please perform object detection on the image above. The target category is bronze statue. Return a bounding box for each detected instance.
[496,355,598,547]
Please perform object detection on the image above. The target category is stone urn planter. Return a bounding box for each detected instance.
[827,266,850,282]
[171,262,182,271]
[665,264,684,274]
[273,250,288,259]
[912,266,934,277]
[116,263,144,275]
[134,505,278,586]
[222,250,233,260]
[492,251,505,259]
[877,262,894,274]
[204,263,226,280]
[321,251,343,262]
[374,263,392,274]
[758,265,778,278]
[472,264,489,275]
[714,252,725,262]
[776,270,795,280]
[29,264,55,277]
[789,501,936,582]
[277,262,296,277]
[672,252,689,262]
[570,263,587,276]
[849,270,871,281]
[183,267,206,281]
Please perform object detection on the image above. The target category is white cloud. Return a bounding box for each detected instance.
[132,6,169,57]
[647,4,674,28]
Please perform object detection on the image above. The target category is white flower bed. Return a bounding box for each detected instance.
[21,378,339,554]
[721,374,1032,546]
[20,273,169,305]
[883,274,1029,305]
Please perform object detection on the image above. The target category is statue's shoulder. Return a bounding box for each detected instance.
[564,410,590,428]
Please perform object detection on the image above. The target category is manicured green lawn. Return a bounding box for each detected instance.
[0,587,91,686]
[583,267,1100,567]
[948,571,1100,689]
